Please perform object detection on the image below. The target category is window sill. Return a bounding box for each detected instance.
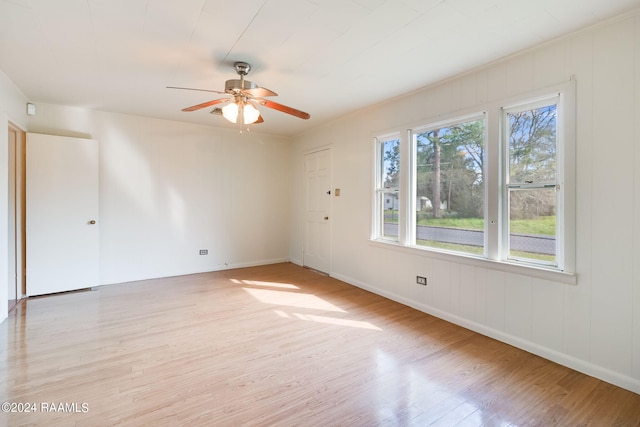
[369,239,577,285]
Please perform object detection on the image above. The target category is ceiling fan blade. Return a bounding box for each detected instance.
[255,114,264,124]
[167,86,226,95]
[256,99,310,120]
[244,86,277,98]
[182,98,229,112]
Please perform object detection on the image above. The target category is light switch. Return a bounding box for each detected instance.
[335,188,340,196]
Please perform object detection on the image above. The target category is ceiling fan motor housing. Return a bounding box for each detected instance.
[225,79,258,93]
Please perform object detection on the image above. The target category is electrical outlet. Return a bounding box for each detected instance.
[199,249,208,255]
[416,276,427,286]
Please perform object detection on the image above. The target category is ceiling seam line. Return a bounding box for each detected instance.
[222,0,268,62]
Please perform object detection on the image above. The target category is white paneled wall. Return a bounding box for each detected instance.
[27,106,292,285]
[291,12,640,393]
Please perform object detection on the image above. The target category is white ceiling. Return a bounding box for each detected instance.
[1,0,639,136]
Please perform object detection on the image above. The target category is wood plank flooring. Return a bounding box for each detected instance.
[1,262,639,426]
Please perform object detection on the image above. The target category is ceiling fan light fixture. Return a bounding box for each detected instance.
[221,100,260,125]
[221,102,239,123]
[243,102,260,124]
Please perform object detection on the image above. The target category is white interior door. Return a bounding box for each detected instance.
[26,133,99,296]
[303,149,331,273]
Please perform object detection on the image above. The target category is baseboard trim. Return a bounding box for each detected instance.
[100,258,291,287]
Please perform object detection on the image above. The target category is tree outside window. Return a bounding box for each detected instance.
[506,100,558,265]
[376,136,400,241]
[413,117,485,255]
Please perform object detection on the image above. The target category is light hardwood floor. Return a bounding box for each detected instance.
[1,263,639,426]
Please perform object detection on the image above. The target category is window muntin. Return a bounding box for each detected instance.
[504,98,559,266]
[412,116,485,256]
[375,136,400,241]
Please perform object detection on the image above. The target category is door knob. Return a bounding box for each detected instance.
[324,216,329,220]
[88,220,96,225]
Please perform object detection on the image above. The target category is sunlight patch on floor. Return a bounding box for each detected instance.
[242,287,345,312]
[273,310,381,330]
[230,279,299,289]
[293,312,382,330]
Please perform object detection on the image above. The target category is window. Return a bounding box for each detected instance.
[412,116,485,256]
[374,135,401,241]
[372,81,574,275]
[504,97,559,266]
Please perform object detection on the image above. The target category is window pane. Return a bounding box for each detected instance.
[381,138,400,189]
[414,118,485,255]
[509,188,556,263]
[508,104,557,184]
[381,192,399,239]
[377,137,400,242]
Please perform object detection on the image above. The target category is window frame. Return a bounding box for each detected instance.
[371,80,576,283]
[502,94,562,268]
[373,133,402,243]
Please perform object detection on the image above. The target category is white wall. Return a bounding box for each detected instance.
[291,11,640,394]
[0,71,28,323]
[27,106,292,285]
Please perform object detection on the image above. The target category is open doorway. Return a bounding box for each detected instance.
[8,122,26,311]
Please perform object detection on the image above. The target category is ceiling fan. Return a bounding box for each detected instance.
[168,62,310,126]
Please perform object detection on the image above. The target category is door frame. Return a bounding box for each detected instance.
[7,122,26,312]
